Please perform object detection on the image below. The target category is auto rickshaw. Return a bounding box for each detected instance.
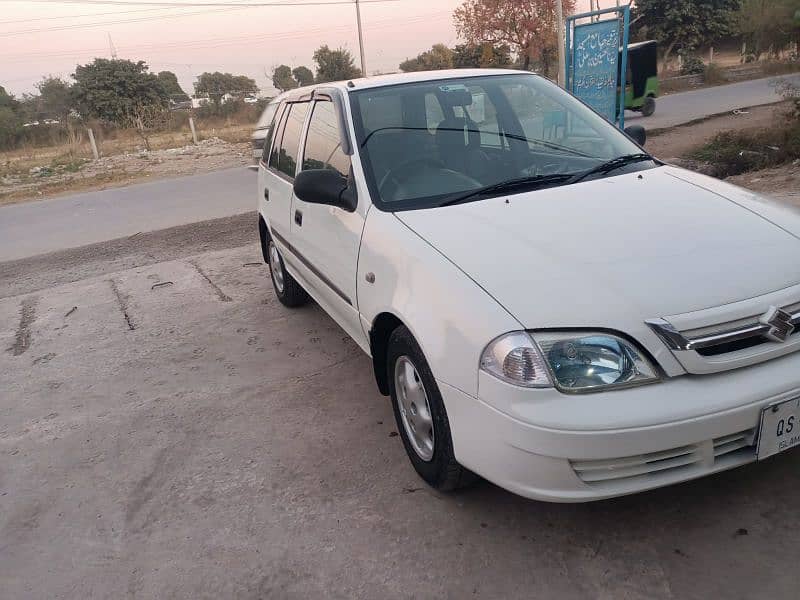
[621,40,659,117]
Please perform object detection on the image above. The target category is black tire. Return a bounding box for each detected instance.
[267,239,309,308]
[641,96,656,117]
[387,325,477,491]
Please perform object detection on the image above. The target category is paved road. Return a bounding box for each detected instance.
[0,167,255,262]
[627,73,800,130]
[2,73,798,262]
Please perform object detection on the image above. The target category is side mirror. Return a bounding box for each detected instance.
[624,125,647,147]
[293,169,357,212]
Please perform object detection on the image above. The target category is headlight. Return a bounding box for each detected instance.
[532,331,660,392]
[480,331,659,392]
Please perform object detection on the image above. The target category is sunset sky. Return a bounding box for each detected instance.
[1,0,615,96]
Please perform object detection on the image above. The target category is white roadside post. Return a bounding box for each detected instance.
[87,128,99,160]
[189,117,199,145]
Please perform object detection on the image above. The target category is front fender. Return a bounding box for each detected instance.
[357,209,522,397]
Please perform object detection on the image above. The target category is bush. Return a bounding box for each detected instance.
[680,55,705,75]
[703,63,728,85]
[691,123,800,177]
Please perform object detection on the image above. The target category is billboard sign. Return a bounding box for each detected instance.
[571,19,620,122]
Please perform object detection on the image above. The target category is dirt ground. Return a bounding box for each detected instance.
[646,102,790,159]
[0,137,251,206]
[3,213,800,599]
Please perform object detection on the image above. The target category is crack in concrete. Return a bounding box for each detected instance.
[7,296,37,356]
[109,279,136,331]
[188,260,232,302]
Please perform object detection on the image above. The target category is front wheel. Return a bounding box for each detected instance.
[267,239,309,308]
[387,325,477,491]
[641,97,656,117]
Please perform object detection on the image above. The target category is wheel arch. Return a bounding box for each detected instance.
[258,213,270,263]
[369,312,405,396]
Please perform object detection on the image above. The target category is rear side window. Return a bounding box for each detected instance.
[276,102,310,179]
[268,105,289,169]
[302,100,350,178]
[262,102,285,163]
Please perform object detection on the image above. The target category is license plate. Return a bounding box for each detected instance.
[758,397,800,460]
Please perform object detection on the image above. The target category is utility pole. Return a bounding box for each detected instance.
[355,0,367,76]
[107,32,117,59]
[556,0,565,88]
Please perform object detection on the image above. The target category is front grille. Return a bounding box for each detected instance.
[571,428,756,487]
[647,299,800,370]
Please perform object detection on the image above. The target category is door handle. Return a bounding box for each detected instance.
[294,210,303,226]
[263,188,269,201]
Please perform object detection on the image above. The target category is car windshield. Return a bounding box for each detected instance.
[349,73,653,210]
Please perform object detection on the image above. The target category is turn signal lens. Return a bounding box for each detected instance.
[480,332,552,388]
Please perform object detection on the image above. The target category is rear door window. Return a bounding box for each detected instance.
[275,102,310,179]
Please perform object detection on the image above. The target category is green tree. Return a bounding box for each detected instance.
[37,76,73,122]
[292,66,315,87]
[452,43,513,68]
[0,84,18,111]
[272,65,298,92]
[157,71,189,102]
[0,85,23,150]
[632,0,741,68]
[454,0,576,74]
[313,45,362,83]
[195,72,258,107]
[399,44,454,72]
[738,0,800,59]
[71,59,168,124]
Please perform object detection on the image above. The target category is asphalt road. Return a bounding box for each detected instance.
[0,166,255,262]
[2,229,800,599]
[1,73,798,262]
[627,73,800,129]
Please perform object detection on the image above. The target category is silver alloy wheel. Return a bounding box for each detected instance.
[394,356,435,461]
[268,241,285,294]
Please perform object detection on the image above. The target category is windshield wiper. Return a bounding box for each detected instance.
[568,153,654,184]
[439,173,575,207]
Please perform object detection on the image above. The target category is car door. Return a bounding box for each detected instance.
[290,97,368,349]
[259,100,310,255]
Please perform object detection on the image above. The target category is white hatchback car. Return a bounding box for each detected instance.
[257,69,800,502]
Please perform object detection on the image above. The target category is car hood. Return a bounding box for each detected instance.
[395,166,800,328]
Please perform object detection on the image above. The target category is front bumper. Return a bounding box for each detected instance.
[442,350,800,502]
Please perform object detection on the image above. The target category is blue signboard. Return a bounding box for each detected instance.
[571,19,620,122]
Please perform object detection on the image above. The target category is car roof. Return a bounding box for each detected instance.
[280,68,533,100]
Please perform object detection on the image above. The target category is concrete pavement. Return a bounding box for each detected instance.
[0,167,255,262]
[627,73,800,130]
[2,239,800,599]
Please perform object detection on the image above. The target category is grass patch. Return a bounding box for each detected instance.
[690,120,800,177]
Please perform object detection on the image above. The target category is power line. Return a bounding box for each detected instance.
[0,5,252,35]
[1,11,450,61]
[0,6,186,24]
[11,0,401,7]
[0,0,403,36]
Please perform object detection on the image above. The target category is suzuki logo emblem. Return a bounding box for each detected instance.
[760,306,795,343]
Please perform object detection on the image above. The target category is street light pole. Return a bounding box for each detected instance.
[355,0,367,76]
[556,0,565,88]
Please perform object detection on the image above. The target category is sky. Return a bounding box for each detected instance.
[1,0,613,97]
